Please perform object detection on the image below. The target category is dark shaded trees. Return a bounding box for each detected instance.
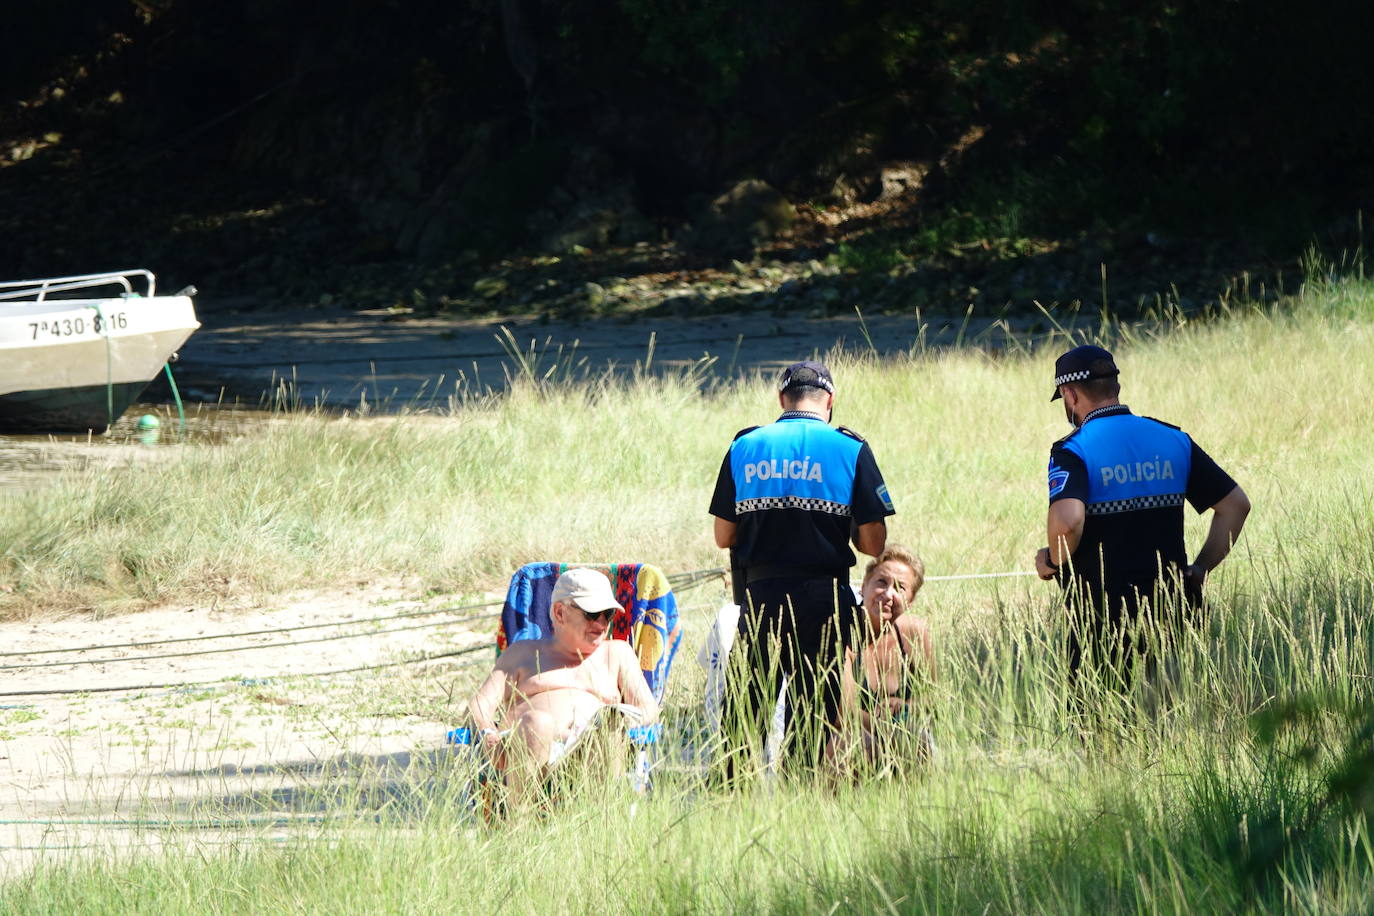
[3,0,1371,280]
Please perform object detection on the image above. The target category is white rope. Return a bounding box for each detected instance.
[844,569,1038,589]
[558,566,1036,588]
[925,570,1037,582]
[675,566,1039,587]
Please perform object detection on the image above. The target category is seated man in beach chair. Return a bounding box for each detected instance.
[466,567,661,806]
[829,544,937,774]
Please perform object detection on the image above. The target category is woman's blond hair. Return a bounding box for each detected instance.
[862,544,925,594]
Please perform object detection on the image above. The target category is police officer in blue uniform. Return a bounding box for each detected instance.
[710,360,895,770]
[1035,345,1251,686]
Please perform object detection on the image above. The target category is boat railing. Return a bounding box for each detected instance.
[0,270,157,302]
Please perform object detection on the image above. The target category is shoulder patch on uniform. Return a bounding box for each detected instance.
[731,425,761,441]
[876,483,894,511]
[836,425,866,442]
[1047,461,1070,498]
[1141,416,1182,431]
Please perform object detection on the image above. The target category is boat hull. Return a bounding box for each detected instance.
[0,294,198,434]
[0,381,153,434]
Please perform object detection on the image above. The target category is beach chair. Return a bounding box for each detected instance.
[448,562,684,799]
[495,561,682,703]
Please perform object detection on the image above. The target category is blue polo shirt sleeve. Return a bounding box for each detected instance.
[851,442,895,524]
[1048,444,1090,504]
[1185,439,1237,512]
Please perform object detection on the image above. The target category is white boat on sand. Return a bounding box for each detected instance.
[0,270,200,434]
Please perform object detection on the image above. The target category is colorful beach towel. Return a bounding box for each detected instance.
[496,562,683,701]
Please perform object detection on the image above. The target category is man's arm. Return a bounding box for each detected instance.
[848,441,895,559]
[1037,498,1085,579]
[467,670,508,733]
[613,643,660,724]
[714,517,737,549]
[1037,446,1089,579]
[467,650,520,756]
[1188,484,1251,578]
[852,519,887,557]
[1181,440,1249,585]
[709,448,738,549]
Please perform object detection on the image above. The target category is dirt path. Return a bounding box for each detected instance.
[169,303,1040,407]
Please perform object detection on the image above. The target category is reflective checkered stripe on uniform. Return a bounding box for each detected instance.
[736,495,851,516]
[1086,493,1186,515]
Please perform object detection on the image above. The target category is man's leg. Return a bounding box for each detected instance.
[777,578,863,773]
[1064,598,1105,729]
[502,707,560,807]
[1138,576,1198,718]
[548,707,632,798]
[718,594,788,782]
[1109,591,1146,696]
[741,580,826,773]
[1067,593,1140,739]
[816,578,865,724]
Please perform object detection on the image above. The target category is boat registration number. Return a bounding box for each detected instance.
[28,312,128,340]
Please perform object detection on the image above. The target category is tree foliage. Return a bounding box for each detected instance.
[3,0,1372,267]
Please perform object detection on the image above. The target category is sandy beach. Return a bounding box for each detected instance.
[0,581,500,874]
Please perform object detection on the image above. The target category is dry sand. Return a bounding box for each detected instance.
[0,581,503,876]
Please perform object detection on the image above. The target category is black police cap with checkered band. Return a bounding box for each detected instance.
[1050,345,1119,401]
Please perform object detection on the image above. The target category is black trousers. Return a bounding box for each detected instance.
[721,575,865,772]
[1064,573,1203,699]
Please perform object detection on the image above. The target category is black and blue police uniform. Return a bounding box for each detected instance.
[1047,403,1236,675]
[710,408,895,764]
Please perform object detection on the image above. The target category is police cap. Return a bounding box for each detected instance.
[1051,345,1119,401]
[778,360,835,395]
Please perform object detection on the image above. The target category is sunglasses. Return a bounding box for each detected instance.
[580,608,616,624]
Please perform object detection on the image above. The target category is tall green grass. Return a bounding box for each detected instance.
[3,281,1370,617]
[2,277,1373,911]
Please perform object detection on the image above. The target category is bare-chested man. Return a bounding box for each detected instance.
[466,568,659,802]
[832,544,936,771]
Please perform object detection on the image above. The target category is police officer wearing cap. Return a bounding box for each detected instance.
[709,360,896,769]
[1035,345,1251,687]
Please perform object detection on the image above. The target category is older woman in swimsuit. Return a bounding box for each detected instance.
[830,544,936,773]
[466,568,659,805]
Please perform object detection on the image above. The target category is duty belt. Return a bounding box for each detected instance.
[744,565,848,584]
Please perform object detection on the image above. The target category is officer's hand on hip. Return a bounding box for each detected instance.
[1035,547,1058,580]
